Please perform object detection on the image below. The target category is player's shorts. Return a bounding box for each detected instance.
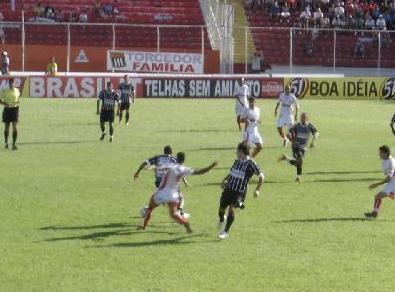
[2,107,19,123]
[235,102,246,116]
[292,145,305,159]
[120,102,130,111]
[153,189,181,205]
[277,115,294,128]
[220,189,246,209]
[243,131,263,146]
[381,180,395,196]
[100,110,115,123]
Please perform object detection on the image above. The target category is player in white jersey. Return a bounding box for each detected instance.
[235,78,250,131]
[274,85,299,147]
[241,96,263,158]
[139,152,218,233]
[365,145,395,218]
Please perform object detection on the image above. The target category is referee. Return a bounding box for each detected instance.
[0,78,20,150]
[118,74,135,125]
[97,81,120,142]
[217,142,264,239]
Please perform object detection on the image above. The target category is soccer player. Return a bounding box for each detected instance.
[0,78,20,150]
[278,113,319,182]
[138,152,218,233]
[217,142,264,239]
[365,145,395,218]
[235,78,249,131]
[133,145,189,217]
[275,85,299,146]
[96,81,119,142]
[117,74,135,125]
[241,96,263,158]
[390,113,395,136]
[45,56,58,76]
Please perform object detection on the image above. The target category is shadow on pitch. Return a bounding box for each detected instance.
[90,233,217,249]
[20,139,99,146]
[40,222,137,231]
[274,217,394,223]
[306,171,381,175]
[312,178,378,183]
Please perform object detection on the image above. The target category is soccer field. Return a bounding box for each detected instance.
[1,98,394,291]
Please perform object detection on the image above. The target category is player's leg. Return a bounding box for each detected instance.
[168,202,192,233]
[277,127,285,139]
[109,122,114,142]
[125,108,130,125]
[140,195,157,229]
[218,191,229,231]
[99,112,106,140]
[11,121,17,150]
[219,205,236,239]
[4,122,10,148]
[365,192,388,218]
[118,108,123,123]
[237,115,242,131]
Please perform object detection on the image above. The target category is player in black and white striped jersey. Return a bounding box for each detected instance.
[97,81,120,142]
[117,74,135,125]
[390,113,395,136]
[217,142,264,239]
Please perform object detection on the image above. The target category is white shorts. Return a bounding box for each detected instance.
[235,103,246,116]
[277,115,294,128]
[153,189,181,205]
[243,131,263,146]
[381,180,395,196]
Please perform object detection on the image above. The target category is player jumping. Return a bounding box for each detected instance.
[133,145,189,218]
[97,81,119,142]
[278,113,319,182]
[235,78,249,131]
[217,142,264,239]
[390,113,395,136]
[138,153,218,233]
[365,145,395,218]
[117,74,135,125]
[241,96,263,158]
[274,85,299,147]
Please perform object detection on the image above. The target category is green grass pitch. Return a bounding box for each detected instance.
[0,98,394,291]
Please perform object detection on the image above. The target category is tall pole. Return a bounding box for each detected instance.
[66,24,70,74]
[333,29,336,71]
[157,26,160,53]
[289,28,292,72]
[201,26,205,74]
[377,31,381,69]
[21,9,25,72]
[112,24,116,73]
[244,26,248,74]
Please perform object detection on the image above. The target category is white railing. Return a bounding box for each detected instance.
[199,0,221,50]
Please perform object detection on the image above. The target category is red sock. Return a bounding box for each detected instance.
[374,198,382,213]
[143,208,153,228]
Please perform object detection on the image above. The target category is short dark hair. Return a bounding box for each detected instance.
[163,145,172,155]
[237,142,250,155]
[176,152,185,164]
[379,145,390,155]
[9,78,14,85]
[106,81,112,86]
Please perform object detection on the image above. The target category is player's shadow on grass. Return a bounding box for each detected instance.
[20,139,99,146]
[164,129,234,133]
[273,217,393,223]
[312,178,378,183]
[306,171,382,175]
[40,222,137,231]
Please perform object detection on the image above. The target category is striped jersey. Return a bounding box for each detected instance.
[118,82,134,104]
[391,113,395,125]
[146,154,178,186]
[289,122,318,149]
[224,158,262,194]
[98,89,119,111]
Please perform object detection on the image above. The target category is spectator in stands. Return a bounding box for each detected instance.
[354,40,365,58]
[113,0,120,18]
[251,52,261,73]
[56,10,65,22]
[313,8,323,25]
[70,10,80,23]
[245,0,254,9]
[1,51,9,75]
[93,0,103,17]
[332,15,345,29]
[259,50,271,72]
[34,3,45,18]
[355,15,365,30]
[45,6,56,20]
[45,57,58,76]
[334,3,345,18]
[280,3,291,23]
[102,2,113,16]
[299,7,311,29]
[303,38,314,56]
[269,2,281,18]
[365,14,376,30]
[345,14,356,29]
[376,15,386,30]
[0,11,5,44]
[80,10,88,23]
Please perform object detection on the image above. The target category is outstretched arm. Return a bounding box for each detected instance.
[96,99,100,115]
[294,103,299,121]
[133,161,149,180]
[192,161,218,175]
[274,102,280,117]
[254,173,265,198]
[369,176,390,190]
[391,122,395,136]
[221,174,230,190]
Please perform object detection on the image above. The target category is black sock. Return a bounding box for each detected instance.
[224,213,235,233]
[109,125,114,136]
[125,112,130,123]
[12,130,17,145]
[4,130,9,144]
[289,159,297,166]
[297,164,302,175]
[218,209,225,222]
[100,124,105,133]
[119,113,123,122]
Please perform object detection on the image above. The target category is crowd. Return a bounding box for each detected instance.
[30,0,122,23]
[245,0,395,30]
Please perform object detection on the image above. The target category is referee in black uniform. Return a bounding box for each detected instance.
[97,81,120,142]
[118,74,135,125]
[217,142,264,239]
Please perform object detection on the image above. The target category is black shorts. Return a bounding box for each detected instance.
[292,145,305,159]
[120,103,130,111]
[220,189,246,209]
[100,110,114,123]
[2,107,19,123]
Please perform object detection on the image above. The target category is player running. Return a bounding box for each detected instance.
[274,85,299,147]
[390,113,395,136]
[97,81,120,142]
[235,78,249,131]
[278,113,319,182]
[138,152,218,233]
[133,145,189,218]
[365,145,395,219]
[0,78,20,150]
[241,96,263,158]
[217,142,264,239]
[117,74,135,125]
